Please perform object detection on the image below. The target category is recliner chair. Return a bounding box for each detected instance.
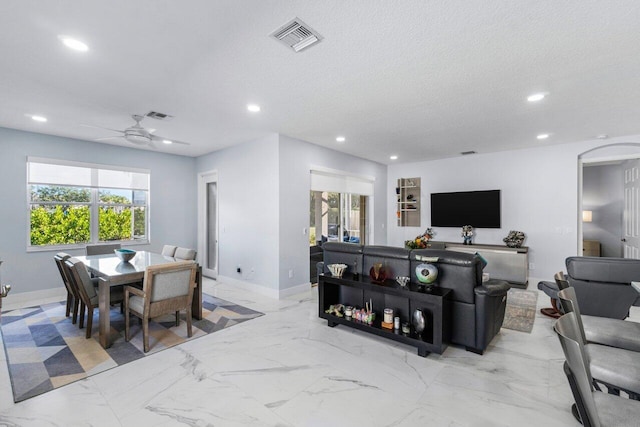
[565,256,640,319]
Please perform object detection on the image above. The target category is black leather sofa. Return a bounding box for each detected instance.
[318,242,510,354]
[565,256,640,319]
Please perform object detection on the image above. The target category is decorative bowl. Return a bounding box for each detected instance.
[327,263,348,277]
[114,248,136,263]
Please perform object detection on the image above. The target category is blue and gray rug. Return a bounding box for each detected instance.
[1,294,264,402]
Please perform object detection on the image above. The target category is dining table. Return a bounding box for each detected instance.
[75,250,203,349]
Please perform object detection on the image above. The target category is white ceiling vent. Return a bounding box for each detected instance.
[270,18,322,52]
[145,111,173,121]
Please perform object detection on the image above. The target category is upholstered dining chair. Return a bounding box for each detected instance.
[53,252,80,323]
[556,287,640,399]
[86,243,121,256]
[65,258,124,338]
[558,286,640,352]
[161,245,177,257]
[554,312,640,426]
[174,247,197,261]
[124,261,197,352]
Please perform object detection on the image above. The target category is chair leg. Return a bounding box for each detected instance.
[125,308,130,342]
[143,317,150,353]
[79,302,86,328]
[65,292,72,317]
[86,307,93,339]
[175,311,179,327]
[186,308,193,338]
[72,297,80,324]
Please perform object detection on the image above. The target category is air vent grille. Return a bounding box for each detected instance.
[270,18,322,52]
[146,111,173,121]
[461,151,477,155]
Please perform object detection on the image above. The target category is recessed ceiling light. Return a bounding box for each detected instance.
[390,155,398,160]
[527,92,547,102]
[247,104,261,112]
[336,136,346,143]
[162,140,172,144]
[537,133,550,140]
[58,35,89,52]
[31,115,47,122]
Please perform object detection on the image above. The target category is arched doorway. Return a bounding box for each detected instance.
[578,143,640,258]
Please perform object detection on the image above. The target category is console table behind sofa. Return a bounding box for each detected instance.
[318,242,510,354]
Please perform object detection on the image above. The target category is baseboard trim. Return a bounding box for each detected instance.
[216,276,311,300]
[2,287,67,311]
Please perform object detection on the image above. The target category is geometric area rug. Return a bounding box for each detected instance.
[501,289,538,334]
[1,293,264,402]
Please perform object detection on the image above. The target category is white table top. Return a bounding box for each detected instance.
[75,251,177,279]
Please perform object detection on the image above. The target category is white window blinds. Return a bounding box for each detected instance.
[27,157,149,190]
[310,169,374,196]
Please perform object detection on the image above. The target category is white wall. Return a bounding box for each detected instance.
[195,134,281,291]
[0,127,197,295]
[278,135,388,293]
[387,135,640,282]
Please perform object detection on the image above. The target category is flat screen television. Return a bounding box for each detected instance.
[430,190,501,228]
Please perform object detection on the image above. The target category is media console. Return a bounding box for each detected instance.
[318,273,451,357]
[424,242,529,287]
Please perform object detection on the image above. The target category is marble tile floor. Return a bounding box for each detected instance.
[0,277,594,426]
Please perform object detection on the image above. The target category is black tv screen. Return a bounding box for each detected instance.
[430,190,501,228]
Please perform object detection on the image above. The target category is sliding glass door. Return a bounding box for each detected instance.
[310,191,367,246]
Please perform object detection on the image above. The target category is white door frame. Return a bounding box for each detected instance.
[198,170,218,279]
[578,143,640,257]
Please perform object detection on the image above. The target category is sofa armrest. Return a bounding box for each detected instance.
[316,261,324,277]
[475,280,510,297]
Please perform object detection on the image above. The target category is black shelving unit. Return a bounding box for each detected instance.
[318,273,451,357]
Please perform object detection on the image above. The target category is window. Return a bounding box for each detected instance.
[27,157,150,250]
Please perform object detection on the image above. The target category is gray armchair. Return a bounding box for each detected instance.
[565,256,640,319]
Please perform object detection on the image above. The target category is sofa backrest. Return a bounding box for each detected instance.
[566,256,640,284]
[410,249,482,304]
[322,242,363,275]
[362,245,411,278]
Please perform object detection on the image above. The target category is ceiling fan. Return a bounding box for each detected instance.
[85,114,190,148]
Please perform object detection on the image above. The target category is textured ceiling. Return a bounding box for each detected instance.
[1,1,640,164]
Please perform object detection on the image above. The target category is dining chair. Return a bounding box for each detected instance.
[124,261,197,352]
[86,243,122,256]
[65,258,124,339]
[174,247,197,261]
[557,286,640,352]
[53,252,80,323]
[556,287,640,398]
[161,245,177,257]
[554,312,640,426]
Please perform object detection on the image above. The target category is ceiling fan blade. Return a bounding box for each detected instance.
[80,124,124,134]
[151,134,190,146]
[95,136,125,141]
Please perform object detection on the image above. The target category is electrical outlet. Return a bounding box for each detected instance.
[236,266,242,274]
[529,263,535,270]
[288,269,294,278]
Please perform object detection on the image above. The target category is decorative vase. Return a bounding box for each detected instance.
[369,263,387,283]
[412,308,426,335]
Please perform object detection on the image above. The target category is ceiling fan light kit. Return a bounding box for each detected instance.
[90,114,189,148]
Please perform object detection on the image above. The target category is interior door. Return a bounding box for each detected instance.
[623,159,640,258]
[198,171,218,278]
